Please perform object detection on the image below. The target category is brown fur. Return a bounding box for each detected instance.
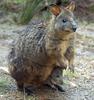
[8,3,77,90]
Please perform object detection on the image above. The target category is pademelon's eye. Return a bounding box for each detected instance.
[62,19,67,23]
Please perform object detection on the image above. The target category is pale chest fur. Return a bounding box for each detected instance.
[58,40,69,55]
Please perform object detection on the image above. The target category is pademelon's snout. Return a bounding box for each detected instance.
[72,27,77,32]
[71,20,77,32]
[72,23,77,32]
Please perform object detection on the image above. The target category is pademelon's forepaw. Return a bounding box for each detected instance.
[43,83,65,92]
[43,83,57,91]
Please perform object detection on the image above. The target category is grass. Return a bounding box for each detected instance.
[0,77,10,95]
[0,78,8,88]
[88,5,94,12]
[63,69,78,78]
[5,0,26,4]
[19,0,44,24]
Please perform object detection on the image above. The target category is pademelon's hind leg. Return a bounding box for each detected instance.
[17,81,24,91]
[43,67,65,92]
[17,81,34,95]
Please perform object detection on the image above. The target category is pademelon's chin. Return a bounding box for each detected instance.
[57,30,74,38]
[64,30,73,33]
[58,29,73,35]
[55,26,73,34]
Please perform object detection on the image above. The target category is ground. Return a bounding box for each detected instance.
[0,19,94,100]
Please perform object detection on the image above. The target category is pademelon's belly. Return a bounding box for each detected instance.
[24,63,54,86]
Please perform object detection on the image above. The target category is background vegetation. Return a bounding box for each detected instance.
[0,0,94,24]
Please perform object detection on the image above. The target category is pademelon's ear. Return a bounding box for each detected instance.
[49,4,61,16]
[66,1,75,12]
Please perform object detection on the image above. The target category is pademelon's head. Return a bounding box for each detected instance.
[48,1,77,34]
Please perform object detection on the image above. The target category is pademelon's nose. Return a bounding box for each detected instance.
[72,27,77,32]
